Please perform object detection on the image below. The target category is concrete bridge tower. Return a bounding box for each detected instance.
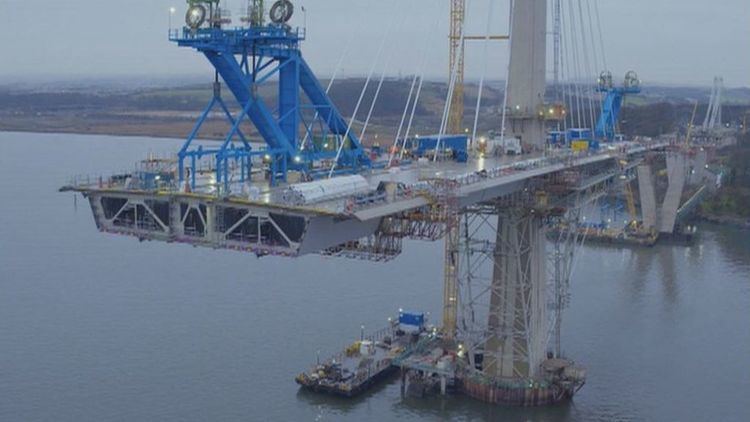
[483,0,549,380]
[506,0,548,148]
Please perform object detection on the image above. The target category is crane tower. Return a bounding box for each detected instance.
[447,1,509,135]
[448,0,466,134]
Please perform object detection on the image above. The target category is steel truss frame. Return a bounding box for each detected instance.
[455,194,584,380]
[170,25,371,193]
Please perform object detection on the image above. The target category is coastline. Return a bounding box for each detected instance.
[697,211,750,229]
[0,120,226,142]
[0,116,391,146]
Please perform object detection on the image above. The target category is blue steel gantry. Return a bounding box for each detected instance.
[170,1,370,192]
[595,70,641,142]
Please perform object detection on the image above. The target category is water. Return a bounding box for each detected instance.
[1,132,749,421]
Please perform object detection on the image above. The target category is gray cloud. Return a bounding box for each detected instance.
[1,0,747,87]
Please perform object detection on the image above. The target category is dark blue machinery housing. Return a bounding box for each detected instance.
[414,135,469,162]
[398,311,426,329]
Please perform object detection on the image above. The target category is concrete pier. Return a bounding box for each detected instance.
[484,209,547,379]
[660,153,687,234]
[637,164,658,231]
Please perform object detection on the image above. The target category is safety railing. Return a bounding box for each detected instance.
[168,26,305,43]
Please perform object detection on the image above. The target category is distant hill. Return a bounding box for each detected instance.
[636,86,750,106]
[0,78,748,140]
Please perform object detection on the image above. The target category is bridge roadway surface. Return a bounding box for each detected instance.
[67,141,668,257]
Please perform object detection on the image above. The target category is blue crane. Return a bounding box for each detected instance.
[172,0,370,192]
[595,71,641,142]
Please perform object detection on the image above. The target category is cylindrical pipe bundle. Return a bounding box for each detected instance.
[283,175,371,205]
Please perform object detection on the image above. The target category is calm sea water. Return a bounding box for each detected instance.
[1,132,749,421]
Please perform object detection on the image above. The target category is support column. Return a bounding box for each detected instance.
[169,199,182,237]
[206,204,217,243]
[637,165,658,231]
[660,153,687,234]
[688,149,709,186]
[484,208,547,379]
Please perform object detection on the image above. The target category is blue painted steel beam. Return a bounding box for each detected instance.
[278,58,300,150]
[595,86,641,141]
[172,25,371,190]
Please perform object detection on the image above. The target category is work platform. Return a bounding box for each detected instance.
[296,311,428,397]
[61,141,668,259]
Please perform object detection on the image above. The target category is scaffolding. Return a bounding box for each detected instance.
[452,181,586,379]
[322,220,404,262]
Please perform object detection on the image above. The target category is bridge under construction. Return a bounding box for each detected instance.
[61,0,734,407]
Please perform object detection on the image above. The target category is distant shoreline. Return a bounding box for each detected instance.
[0,127,211,142]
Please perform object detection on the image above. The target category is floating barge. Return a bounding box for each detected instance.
[548,224,658,247]
[549,222,700,247]
[298,316,587,405]
[295,312,429,397]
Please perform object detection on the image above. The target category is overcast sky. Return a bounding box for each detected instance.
[2,0,748,87]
